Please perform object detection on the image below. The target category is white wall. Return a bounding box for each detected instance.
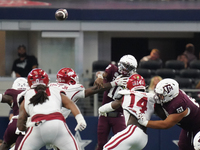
[83,32,98,80]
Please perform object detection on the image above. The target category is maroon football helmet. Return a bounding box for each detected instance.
[27,68,49,87]
[126,74,145,91]
[56,68,79,85]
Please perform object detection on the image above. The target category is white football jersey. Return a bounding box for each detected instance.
[49,82,85,118]
[120,90,155,125]
[24,86,63,117]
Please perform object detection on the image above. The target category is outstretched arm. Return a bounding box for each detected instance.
[84,83,111,97]
[138,108,188,129]
[61,93,86,131]
[1,94,13,107]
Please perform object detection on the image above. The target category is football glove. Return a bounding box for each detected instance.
[110,75,128,87]
[75,114,87,131]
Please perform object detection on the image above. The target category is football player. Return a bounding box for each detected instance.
[138,78,200,150]
[49,67,128,118]
[0,77,29,150]
[17,68,86,150]
[98,74,155,150]
[94,54,138,150]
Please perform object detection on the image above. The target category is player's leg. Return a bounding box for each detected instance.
[178,129,194,150]
[103,125,147,150]
[0,119,18,150]
[17,127,44,150]
[110,116,126,134]
[52,121,79,150]
[96,116,111,150]
[14,134,24,150]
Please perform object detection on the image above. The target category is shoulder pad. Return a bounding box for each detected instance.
[118,89,131,95]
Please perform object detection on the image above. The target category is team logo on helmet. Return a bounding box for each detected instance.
[163,84,173,96]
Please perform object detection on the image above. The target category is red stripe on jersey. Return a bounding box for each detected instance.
[31,112,65,123]
[64,123,79,150]
[18,127,33,150]
[104,125,137,149]
[71,90,81,100]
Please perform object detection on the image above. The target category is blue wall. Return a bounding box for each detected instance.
[0,115,181,150]
[0,7,200,21]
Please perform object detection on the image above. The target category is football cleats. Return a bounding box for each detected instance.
[12,77,29,91]
[118,55,137,76]
[56,68,79,85]
[126,74,146,91]
[27,68,49,87]
[194,131,200,150]
[154,78,179,103]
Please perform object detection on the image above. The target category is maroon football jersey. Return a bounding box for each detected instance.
[102,64,123,112]
[162,90,200,131]
[4,89,24,116]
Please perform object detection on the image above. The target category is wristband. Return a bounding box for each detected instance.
[75,114,84,122]
[0,94,2,102]
[143,120,149,127]
[99,102,115,113]
[110,81,117,87]
[97,74,103,79]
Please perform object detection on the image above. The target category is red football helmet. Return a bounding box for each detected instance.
[126,74,146,91]
[27,68,49,87]
[56,68,79,85]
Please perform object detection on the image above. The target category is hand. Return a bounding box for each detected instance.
[137,114,148,127]
[75,114,87,131]
[111,75,129,87]
[98,106,107,117]
[94,78,104,89]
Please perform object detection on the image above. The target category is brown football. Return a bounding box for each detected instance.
[55,9,68,21]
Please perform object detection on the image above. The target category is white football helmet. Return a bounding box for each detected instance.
[12,77,29,91]
[194,131,200,150]
[118,54,138,76]
[154,78,179,103]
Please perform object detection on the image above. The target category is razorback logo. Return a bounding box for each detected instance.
[163,84,173,94]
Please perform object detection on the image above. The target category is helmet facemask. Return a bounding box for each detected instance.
[118,55,138,76]
[118,62,136,76]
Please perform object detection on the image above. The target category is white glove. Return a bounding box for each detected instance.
[98,102,115,117]
[137,113,148,127]
[110,75,128,87]
[75,114,87,131]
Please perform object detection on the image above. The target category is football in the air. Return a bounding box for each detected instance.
[55,9,68,21]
